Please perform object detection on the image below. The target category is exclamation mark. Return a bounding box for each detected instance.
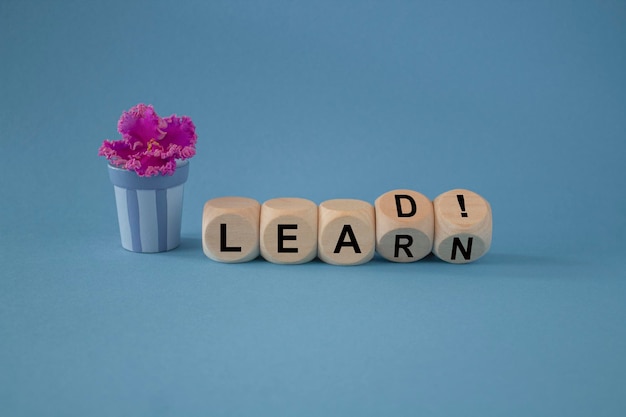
[457,194,468,217]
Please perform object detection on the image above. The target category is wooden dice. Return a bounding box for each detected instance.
[201,189,491,264]
[260,198,318,264]
[318,199,375,266]
[432,189,492,264]
[202,197,260,263]
[375,189,434,262]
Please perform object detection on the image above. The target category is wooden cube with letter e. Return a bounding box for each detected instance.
[260,197,318,264]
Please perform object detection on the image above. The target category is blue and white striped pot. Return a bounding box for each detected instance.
[107,161,189,253]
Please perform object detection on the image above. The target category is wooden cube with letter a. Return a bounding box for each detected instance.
[318,199,375,265]
[202,197,260,263]
[375,189,434,262]
[432,189,492,264]
[260,197,318,264]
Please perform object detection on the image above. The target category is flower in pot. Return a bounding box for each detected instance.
[99,104,197,252]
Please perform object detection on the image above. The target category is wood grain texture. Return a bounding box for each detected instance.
[318,199,375,266]
[260,197,318,264]
[432,189,492,264]
[375,189,434,262]
[202,196,260,263]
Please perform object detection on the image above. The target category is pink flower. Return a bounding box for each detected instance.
[98,104,197,177]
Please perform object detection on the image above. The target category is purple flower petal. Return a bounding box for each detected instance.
[98,139,135,167]
[130,155,178,177]
[160,115,197,160]
[117,104,166,144]
[99,104,197,177]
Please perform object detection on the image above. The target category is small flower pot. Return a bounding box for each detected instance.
[107,161,189,253]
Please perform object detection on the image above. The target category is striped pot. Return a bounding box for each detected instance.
[107,161,189,253]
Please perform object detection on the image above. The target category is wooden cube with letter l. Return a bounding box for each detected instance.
[202,197,260,263]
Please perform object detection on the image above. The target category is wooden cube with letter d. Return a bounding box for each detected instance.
[375,189,434,262]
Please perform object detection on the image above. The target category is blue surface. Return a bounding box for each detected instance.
[1,1,625,415]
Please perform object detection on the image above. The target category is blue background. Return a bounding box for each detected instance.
[1,1,625,415]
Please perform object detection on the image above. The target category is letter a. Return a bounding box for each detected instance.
[333,225,362,254]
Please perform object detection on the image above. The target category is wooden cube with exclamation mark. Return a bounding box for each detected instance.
[318,199,375,265]
[202,197,260,263]
[260,197,318,264]
[375,189,434,262]
[432,189,492,264]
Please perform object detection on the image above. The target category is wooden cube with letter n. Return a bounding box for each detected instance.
[318,199,375,265]
[375,189,434,262]
[432,189,492,264]
[260,197,318,264]
[202,197,260,263]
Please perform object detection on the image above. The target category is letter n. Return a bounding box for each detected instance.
[451,237,473,260]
